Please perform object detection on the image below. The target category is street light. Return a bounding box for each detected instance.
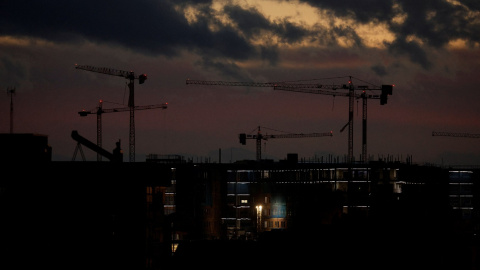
[256,205,262,232]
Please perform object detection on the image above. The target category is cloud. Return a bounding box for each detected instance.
[297,0,480,69]
[297,0,479,45]
[386,38,432,69]
[1,0,479,81]
[297,0,395,24]
[223,4,271,38]
[0,55,28,86]
[0,2,348,61]
[371,64,387,77]
[195,56,252,81]
[392,1,479,48]
[0,1,187,53]
[461,0,480,11]
[259,45,279,65]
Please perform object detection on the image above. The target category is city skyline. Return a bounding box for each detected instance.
[1,0,479,165]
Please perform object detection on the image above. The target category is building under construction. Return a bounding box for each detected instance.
[1,133,478,269]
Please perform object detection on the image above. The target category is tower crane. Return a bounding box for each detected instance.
[75,64,148,162]
[239,126,333,161]
[79,100,168,161]
[186,76,393,163]
[432,131,480,138]
[274,80,393,163]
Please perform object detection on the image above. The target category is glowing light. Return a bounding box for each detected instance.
[256,205,263,231]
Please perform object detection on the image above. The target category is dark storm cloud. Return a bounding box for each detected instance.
[0,1,282,78]
[273,18,311,44]
[0,0,189,55]
[0,0,253,60]
[224,4,311,44]
[196,56,252,81]
[371,64,387,77]
[259,45,279,65]
[223,4,271,38]
[461,0,480,10]
[221,4,364,65]
[386,37,432,69]
[331,25,363,47]
[298,0,395,23]
[0,56,27,86]
[222,4,313,65]
[393,0,479,48]
[299,0,480,68]
[2,0,478,74]
[300,0,479,45]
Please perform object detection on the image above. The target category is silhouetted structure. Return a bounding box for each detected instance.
[0,133,51,163]
[71,130,123,162]
[155,160,479,269]
[1,136,478,269]
[0,162,171,270]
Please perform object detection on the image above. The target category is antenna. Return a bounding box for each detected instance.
[7,87,16,134]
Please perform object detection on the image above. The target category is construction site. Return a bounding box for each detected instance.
[1,66,479,270]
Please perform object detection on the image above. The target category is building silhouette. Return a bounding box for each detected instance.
[1,133,479,269]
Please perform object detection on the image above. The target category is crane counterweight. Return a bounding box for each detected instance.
[187,76,394,163]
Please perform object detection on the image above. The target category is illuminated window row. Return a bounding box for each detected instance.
[221,218,252,221]
[449,183,473,185]
[227,182,251,184]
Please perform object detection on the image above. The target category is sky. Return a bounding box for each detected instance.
[1,0,480,165]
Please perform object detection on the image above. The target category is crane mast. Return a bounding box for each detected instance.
[7,87,15,134]
[186,77,392,163]
[79,100,167,161]
[275,78,391,163]
[75,64,147,162]
[239,126,333,161]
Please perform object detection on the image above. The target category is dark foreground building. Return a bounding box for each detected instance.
[1,134,479,269]
[0,162,171,270]
[165,161,479,269]
[1,160,479,269]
